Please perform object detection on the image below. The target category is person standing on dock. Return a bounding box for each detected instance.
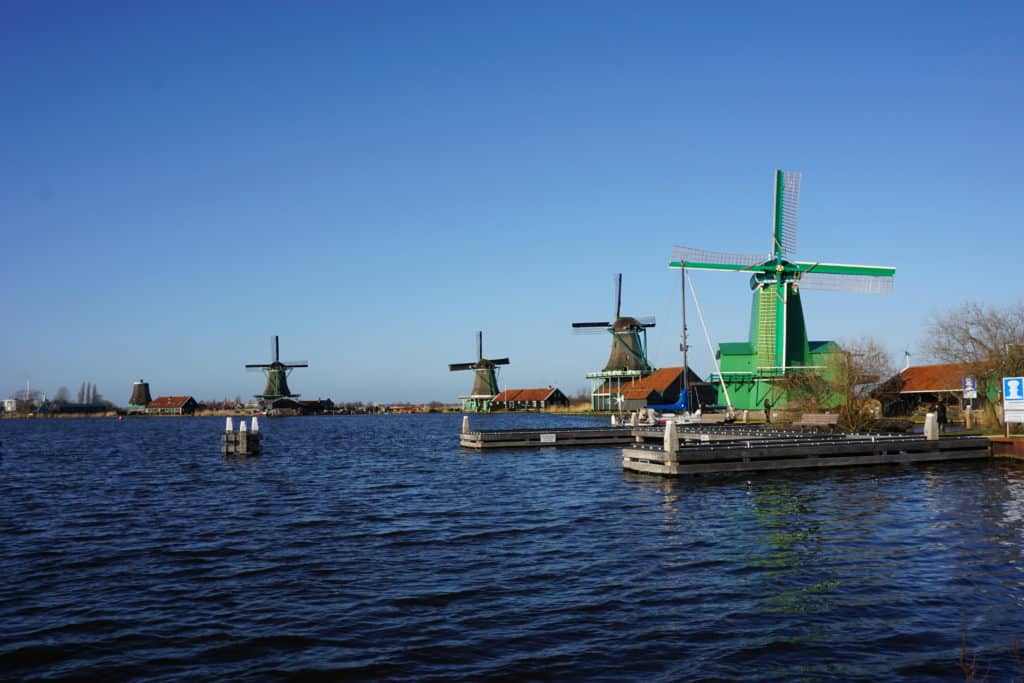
[937,402,948,433]
[763,398,772,424]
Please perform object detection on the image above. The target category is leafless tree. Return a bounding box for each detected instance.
[922,301,1024,427]
[779,336,894,431]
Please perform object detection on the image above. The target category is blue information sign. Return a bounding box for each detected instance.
[1005,377,1024,402]
[1003,377,1024,425]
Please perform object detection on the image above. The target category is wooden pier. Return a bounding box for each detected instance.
[622,432,992,476]
[459,425,635,449]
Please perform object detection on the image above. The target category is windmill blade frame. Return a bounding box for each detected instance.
[614,273,622,319]
[449,362,478,371]
[775,170,801,257]
[671,246,770,270]
[796,272,894,294]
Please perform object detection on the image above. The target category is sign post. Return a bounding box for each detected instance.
[962,375,977,401]
[1002,377,1024,437]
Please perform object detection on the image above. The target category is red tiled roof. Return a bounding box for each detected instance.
[620,367,683,400]
[147,396,194,409]
[493,388,558,402]
[899,364,970,393]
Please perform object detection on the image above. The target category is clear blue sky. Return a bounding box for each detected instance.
[3,1,1022,404]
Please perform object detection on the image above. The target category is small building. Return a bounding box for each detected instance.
[491,387,570,411]
[3,398,16,413]
[146,396,198,415]
[615,366,717,412]
[298,399,334,415]
[876,363,985,416]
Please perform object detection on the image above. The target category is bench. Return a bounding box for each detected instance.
[792,413,840,431]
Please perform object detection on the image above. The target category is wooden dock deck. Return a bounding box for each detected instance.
[459,425,636,449]
[622,433,992,476]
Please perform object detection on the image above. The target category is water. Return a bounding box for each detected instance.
[1,414,1023,681]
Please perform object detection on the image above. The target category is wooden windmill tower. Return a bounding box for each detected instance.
[669,170,895,411]
[246,335,309,403]
[572,273,656,411]
[448,331,510,412]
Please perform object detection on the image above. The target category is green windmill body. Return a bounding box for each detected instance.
[669,171,895,411]
[572,273,656,411]
[449,331,510,413]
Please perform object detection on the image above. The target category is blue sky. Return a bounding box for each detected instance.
[3,1,1022,404]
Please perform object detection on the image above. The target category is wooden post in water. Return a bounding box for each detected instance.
[462,416,470,434]
[663,420,678,463]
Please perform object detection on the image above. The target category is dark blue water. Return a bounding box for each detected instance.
[2,414,1023,681]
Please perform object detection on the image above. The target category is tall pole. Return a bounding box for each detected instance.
[681,267,690,412]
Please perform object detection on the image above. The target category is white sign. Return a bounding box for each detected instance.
[540,433,557,444]
[962,375,977,400]
[1003,377,1024,424]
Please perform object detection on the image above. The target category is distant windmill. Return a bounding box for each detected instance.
[572,273,656,411]
[669,170,896,410]
[246,335,309,400]
[572,273,656,373]
[448,331,510,412]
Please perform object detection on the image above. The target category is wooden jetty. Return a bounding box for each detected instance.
[460,424,635,449]
[622,428,992,476]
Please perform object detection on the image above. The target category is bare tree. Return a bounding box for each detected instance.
[779,336,894,431]
[922,301,1024,427]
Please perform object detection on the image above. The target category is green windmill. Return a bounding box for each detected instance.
[246,335,308,402]
[669,170,895,411]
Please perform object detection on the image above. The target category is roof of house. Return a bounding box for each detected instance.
[146,396,195,409]
[620,367,679,400]
[493,387,561,402]
[898,363,970,393]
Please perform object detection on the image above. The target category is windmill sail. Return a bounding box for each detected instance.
[776,170,801,256]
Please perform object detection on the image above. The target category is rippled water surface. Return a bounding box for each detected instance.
[2,414,1024,681]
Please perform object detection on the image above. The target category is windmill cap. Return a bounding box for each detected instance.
[612,317,644,331]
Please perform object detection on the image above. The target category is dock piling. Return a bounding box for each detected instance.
[924,412,938,440]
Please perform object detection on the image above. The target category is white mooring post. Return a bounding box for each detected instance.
[742,409,749,424]
[663,420,679,460]
[225,417,234,432]
[924,412,938,440]
[239,419,247,433]
[461,416,470,434]
[251,416,260,433]
[630,411,639,427]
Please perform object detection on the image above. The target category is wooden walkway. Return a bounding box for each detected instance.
[459,425,635,449]
[622,434,992,476]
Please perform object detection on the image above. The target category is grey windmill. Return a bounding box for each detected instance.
[448,331,510,412]
[572,273,656,373]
